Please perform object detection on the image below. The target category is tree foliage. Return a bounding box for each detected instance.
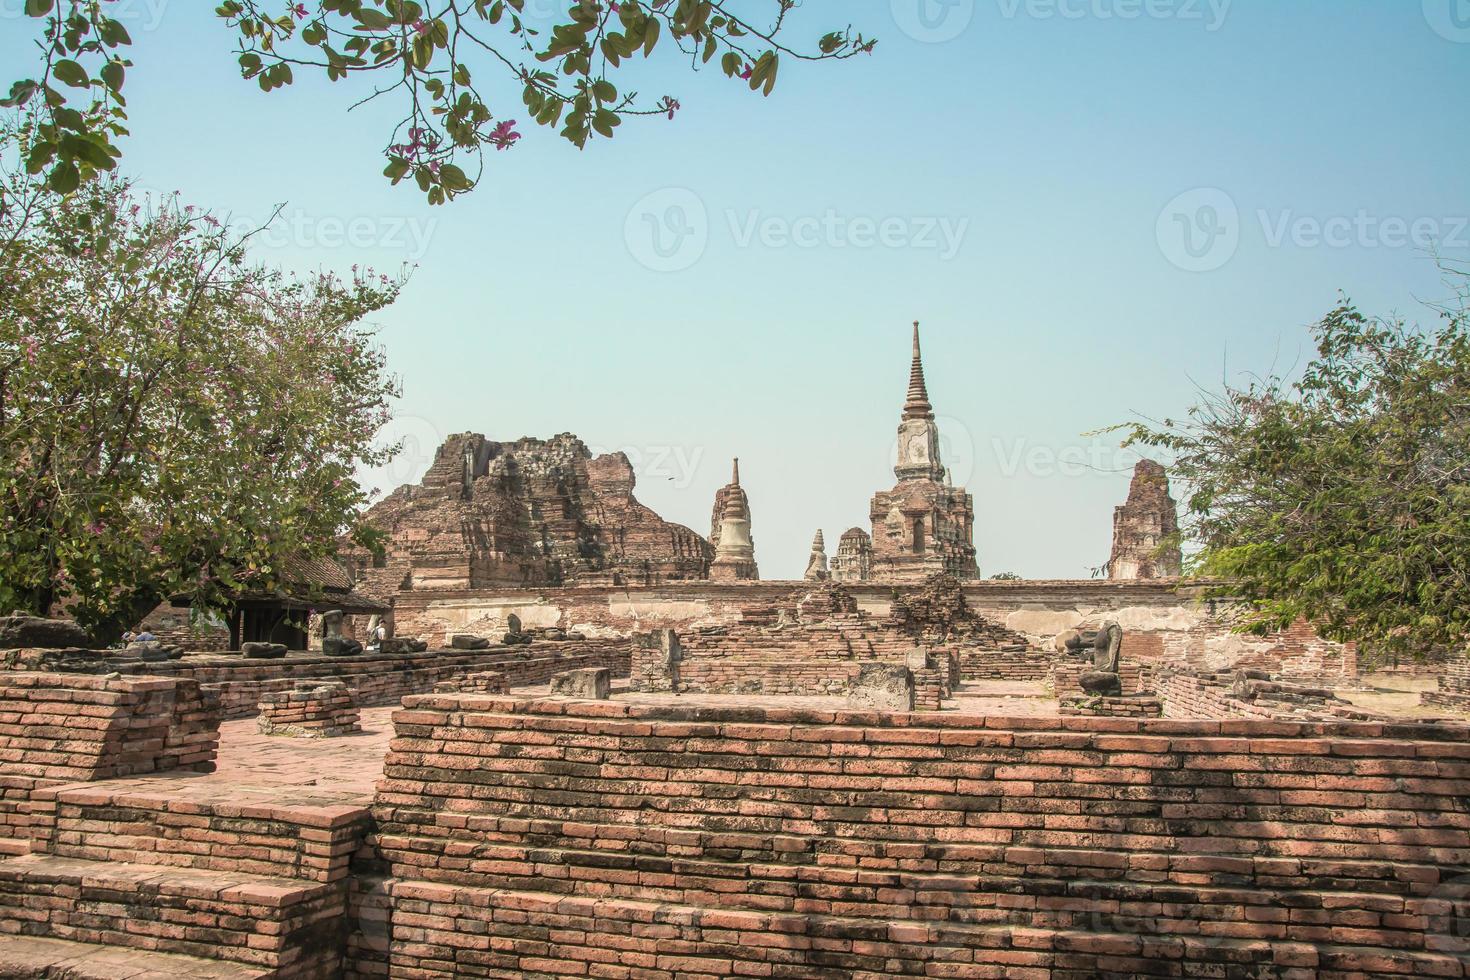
[0,153,402,642]
[4,0,874,206]
[1121,268,1470,658]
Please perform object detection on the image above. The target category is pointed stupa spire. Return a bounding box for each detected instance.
[731,457,740,486]
[903,321,934,420]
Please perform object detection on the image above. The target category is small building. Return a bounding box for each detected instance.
[167,555,388,651]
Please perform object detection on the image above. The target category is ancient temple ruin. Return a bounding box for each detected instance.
[867,324,979,582]
[344,432,712,593]
[1109,458,1183,579]
[709,458,759,581]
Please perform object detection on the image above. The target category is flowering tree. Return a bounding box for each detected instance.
[1119,266,1470,659]
[0,156,402,642]
[3,0,874,205]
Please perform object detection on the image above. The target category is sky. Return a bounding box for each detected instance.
[5,0,1468,579]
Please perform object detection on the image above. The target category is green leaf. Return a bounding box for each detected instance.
[52,59,90,89]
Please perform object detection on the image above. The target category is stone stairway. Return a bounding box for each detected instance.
[0,775,371,979]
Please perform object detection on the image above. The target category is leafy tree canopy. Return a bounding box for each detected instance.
[1120,267,1470,658]
[3,0,874,206]
[0,144,401,642]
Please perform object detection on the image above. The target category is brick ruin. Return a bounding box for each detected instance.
[344,432,712,594]
[1109,458,1184,579]
[256,681,363,737]
[3,321,1459,976]
[0,607,1465,978]
[1424,658,1470,712]
[631,578,1042,700]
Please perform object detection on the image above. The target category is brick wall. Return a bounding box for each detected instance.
[0,673,220,845]
[1422,658,1470,712]
[258,682,363,737]
[365,697,1470,978]
[95,640,632,718]
[959,647,1056,681]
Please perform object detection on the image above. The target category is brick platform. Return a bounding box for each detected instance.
[368,695,1470,978]
[257,681,362,738]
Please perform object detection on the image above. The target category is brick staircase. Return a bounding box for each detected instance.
[0,776,371,978]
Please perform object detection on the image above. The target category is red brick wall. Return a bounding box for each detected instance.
[0,673,220,844]
[366,697,1470,979]
[97,641,632,718]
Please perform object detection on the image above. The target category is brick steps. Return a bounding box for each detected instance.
[0,933,270,979]
[0,853,344,977]
[381,880,1470,978]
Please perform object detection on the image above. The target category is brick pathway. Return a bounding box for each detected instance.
[210,703,399,800]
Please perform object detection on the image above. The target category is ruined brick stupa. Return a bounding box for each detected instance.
[347,433,712,594]
[1109,459,1183,579]
[867,323,979,583]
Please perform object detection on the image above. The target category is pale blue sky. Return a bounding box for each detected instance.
[6,1,1467,578]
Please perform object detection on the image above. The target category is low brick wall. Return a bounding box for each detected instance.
[1156,669,1377,722]
[959,647,1056,681]
[366,697,1470,978]
[0,673,220,845]
[434,671,507,695]
[78,640,633,719]
[0,673,219,781]
[1060,694,1163,717]
[258,682,362,737]
[1423,658,1470,712]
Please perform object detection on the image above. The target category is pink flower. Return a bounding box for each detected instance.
[740,64,753,80]
[489,119,521,150]
[291,3,307,18]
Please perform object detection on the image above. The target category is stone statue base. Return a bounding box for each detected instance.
[1079,670,1123,697]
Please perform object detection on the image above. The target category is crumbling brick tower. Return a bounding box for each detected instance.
[1109,458,1183,579]
[868,323,979,583]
